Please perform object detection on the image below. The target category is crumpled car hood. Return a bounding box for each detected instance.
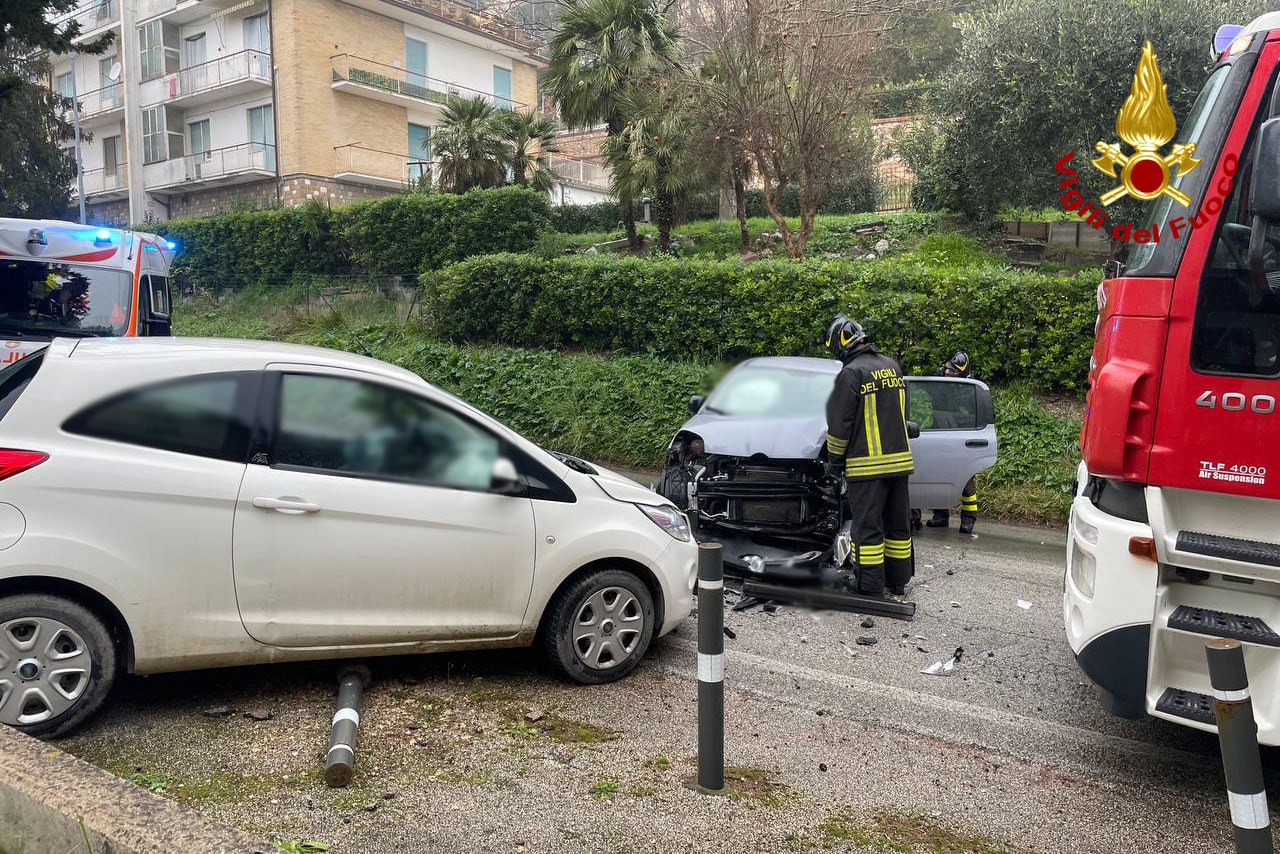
[589,462,669,506]
[681,412,826,460]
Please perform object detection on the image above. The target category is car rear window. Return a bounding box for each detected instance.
[64,372,260,462]
[908,380,979,430]
[0,353,45,423]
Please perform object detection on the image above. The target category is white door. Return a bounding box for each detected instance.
[243,14,270,78]
[182,33,206,90]
[232,368,537,648]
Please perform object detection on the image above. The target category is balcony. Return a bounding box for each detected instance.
[67,82,125,124]
[150,50,271,109]
[144,143,276,193]
[330,54,525,112]
[334,144,434,189]
[72,164,130,201]
[136,0,237,24]
[398,0,542,55]
[55,0,120,43]
[546,155,610,191]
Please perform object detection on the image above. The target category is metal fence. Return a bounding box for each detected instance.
[877,158,915,212]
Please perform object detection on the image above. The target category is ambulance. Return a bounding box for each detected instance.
[1068,16,1280,744]
[0,219,176,363]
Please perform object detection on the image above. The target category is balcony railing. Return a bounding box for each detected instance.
[145,142,275,189]
[134,0,176,19]
[74,164,129,197]
[398,0,542,53]
[330,54,525,110]
[156,49,271,104]
[546,155,610,190]
[55,0,120,37]
[334,144,435,188]
[66,82,124,120]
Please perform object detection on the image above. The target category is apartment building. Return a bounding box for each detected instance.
[51,0,545,224]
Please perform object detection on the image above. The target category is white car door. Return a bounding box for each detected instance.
[232,367,536,648]
[906,377,998,509]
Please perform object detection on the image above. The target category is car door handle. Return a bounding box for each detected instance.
[965,439,989,448]
[252,497,321,514]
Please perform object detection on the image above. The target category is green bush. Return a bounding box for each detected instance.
[424,253,1096,391]
[154,186,550,289]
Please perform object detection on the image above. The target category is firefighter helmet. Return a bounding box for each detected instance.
[825,314,867,360]
[943,351,971,377]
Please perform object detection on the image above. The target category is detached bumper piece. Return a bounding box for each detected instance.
[741,579,916,621]
[1167,605,1280,647]
[1155,687,1216,726]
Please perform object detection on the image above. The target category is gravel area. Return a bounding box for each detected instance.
[56,521,1279,853]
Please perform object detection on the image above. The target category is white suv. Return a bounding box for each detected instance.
[0,338,697,737]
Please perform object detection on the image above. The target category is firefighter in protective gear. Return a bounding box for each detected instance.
[824,315,914,597]
[923,351,978,534]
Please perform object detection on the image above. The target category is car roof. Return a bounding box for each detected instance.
[737,356,841,374]
[55,337,427,386]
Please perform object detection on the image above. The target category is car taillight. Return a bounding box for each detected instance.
[0,450,48,481]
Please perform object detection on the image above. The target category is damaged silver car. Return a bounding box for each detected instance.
[657,357,998,577]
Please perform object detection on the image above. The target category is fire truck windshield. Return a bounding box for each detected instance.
[0,259,132,338]
[1128,64,1233,272]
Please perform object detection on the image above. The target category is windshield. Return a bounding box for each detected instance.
[704,365,835,418]
[1128,64,1232,272]
[0,259,132,337]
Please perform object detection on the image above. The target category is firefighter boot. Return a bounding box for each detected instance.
[959,513,976,535]
[910,508,923,531]
[926,510,949,528]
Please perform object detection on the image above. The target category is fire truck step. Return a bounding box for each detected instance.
[1177,531,1280,568]
[1155,687,1217,726]
[1167,605,1280,647]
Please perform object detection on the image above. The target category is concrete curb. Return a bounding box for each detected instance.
[0,725,272,854]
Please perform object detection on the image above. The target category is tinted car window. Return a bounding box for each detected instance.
[65,372,258,462]
[908,381,978,430]
[0,353,44,422]
[275,374,500,490]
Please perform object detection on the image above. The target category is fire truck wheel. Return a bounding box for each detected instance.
[0,594,118,738]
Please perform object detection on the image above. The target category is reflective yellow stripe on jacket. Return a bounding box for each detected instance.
[844,450,913,478]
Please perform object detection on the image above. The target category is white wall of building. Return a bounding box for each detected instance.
[553,183,614,206]
[404,22,513,103]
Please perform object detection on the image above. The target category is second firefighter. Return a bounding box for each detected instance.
[823,315,914,597]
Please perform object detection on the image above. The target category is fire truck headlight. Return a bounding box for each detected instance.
[1070,538,1097,599]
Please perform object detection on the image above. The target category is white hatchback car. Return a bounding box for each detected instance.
[0,338,697,737]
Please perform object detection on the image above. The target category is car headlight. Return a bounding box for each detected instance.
[637,503,691,541]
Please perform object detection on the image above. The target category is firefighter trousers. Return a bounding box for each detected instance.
[845,475,913,596]
[928,476,978,523]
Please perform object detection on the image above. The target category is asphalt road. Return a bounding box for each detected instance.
[58,520,1278,854]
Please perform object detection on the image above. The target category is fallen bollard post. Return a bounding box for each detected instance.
[324,664,372,788]
[697,541,725,793]
[1206,638,1274,854]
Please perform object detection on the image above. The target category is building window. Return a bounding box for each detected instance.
[244,13,270,77]
[99,57,121,107]
[405,37,427,98]
[139,20,178,81]
[408,122,430,182]
[492,66,511,109]
[188,119,211,158]
[102,136,121,178]
[55,70,74,100]
[247,104,275,171]
[142,106,168,164]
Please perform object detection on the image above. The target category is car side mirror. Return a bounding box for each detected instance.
[906,420,920,439]
[688,395,705,414]
[1250,118,1280,222]
[490,457,522,494]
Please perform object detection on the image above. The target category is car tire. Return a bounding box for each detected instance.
[543,569,656,685]
[0,594,118,738]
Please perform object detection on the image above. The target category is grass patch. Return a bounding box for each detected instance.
[724,766,792,809]
[590,777,621,799]
[819,810,1016,853]
[500,708,620,744]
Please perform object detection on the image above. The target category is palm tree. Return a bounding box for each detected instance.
[545,0,679,250]
[432,94,510,193]
[505,109,561,192]
[604,93,699,252]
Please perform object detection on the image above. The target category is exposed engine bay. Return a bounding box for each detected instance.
[656,431,855,582]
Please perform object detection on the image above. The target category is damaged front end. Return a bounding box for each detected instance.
[657,431,848,580]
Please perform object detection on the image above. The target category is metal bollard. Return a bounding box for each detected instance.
[324,664,371,788]
[697,542,725,793]
[1206,638,1274,854]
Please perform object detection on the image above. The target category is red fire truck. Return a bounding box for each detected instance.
[1068,16,1280,743]
[0,219,175,362]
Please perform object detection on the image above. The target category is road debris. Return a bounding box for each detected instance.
[860,617,876,629]
[202,706,234,718]
[732,596,765,613]
[855,636,878,646]
[1016,599,1034,611]
[723,627,737,639]
[244,709,274,722]
[838,640,856,656]
[921,646,965,677]
[950,601,961,608]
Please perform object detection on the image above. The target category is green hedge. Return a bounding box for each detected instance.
[424,254,1096,391]
[154,186,550,289]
